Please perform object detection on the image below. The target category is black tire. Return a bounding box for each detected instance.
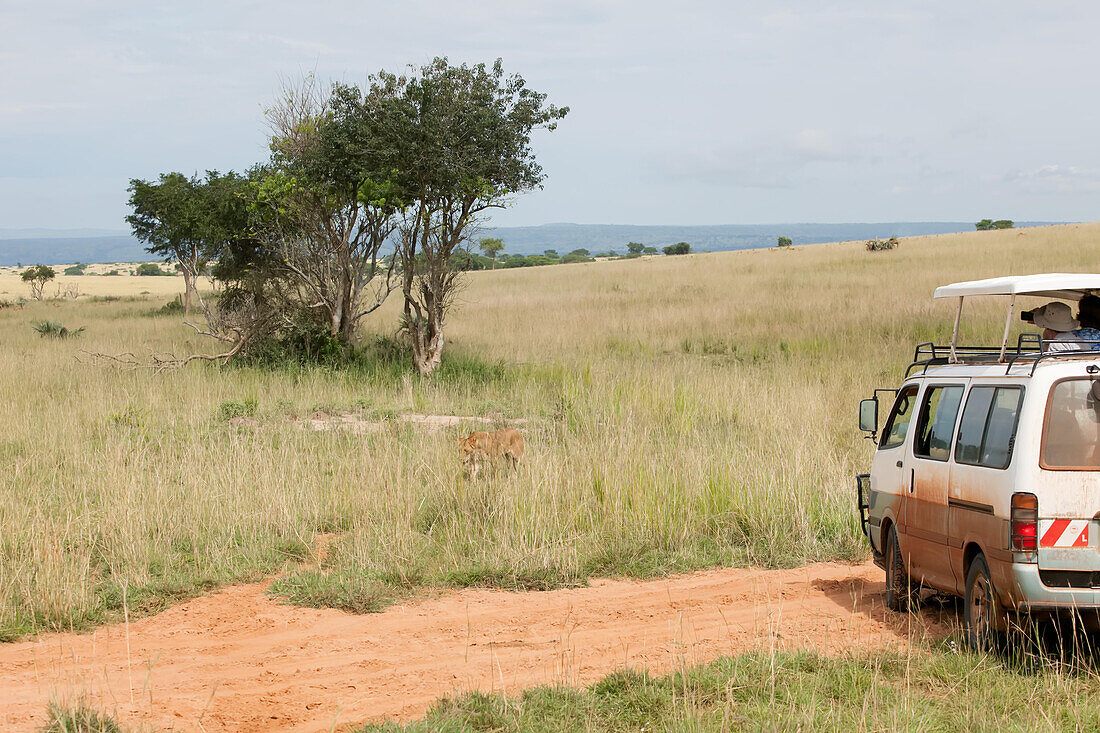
[964,554,1002,652]
[885,525,915,612]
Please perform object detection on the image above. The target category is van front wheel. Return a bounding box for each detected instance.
[885,526,915,612]
[964,554,1001,651]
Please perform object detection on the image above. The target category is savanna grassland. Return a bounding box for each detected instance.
[11,224,1100,730]
[4,223,1100,642]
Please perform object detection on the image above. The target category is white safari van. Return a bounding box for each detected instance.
[857,274,1100,647]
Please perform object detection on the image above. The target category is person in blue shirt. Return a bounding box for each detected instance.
[1075,295,1100,349]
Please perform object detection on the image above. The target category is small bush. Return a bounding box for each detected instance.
[865,237,898,252]
[63,264,87,276]
[135,263,170,276]
[102,270,120,276]
[147,298,184,317]
[41,699,123,733]
[217,398,258,420]
[32,321,85,339]
[777,236,792,248]
[663,242,691,255]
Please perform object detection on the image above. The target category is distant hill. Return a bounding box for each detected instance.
[0,235,152,266]
[0,222,1065,266]
[480,222,1064,255]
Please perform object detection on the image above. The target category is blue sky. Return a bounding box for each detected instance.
[2,1,1099,230]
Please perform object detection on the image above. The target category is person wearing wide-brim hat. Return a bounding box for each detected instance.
[1032,301,1083,352]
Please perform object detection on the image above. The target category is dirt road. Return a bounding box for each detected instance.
[0,561,954,732]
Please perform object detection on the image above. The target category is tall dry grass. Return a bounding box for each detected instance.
[2,223,1099,637]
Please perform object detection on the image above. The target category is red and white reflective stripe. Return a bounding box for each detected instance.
[1039,519,1090,548]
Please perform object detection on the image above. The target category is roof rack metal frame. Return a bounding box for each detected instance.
[906,336,1100,379]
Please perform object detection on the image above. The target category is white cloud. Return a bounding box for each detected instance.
[1004,165,1100,193]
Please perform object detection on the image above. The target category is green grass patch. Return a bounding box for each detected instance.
[270,569,403,614]
[41,699,124,732]
[359,647,1100,732]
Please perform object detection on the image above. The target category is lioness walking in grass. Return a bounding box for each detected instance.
[459,428,525,480]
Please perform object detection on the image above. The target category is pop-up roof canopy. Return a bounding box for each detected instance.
[934,273,1100,301]
[934,273,1100,362]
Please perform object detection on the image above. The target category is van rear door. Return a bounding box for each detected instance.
[1037,378,1100,579]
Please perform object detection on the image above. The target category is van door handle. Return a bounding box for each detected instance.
[896,460,903,468]
[909,468,915,493]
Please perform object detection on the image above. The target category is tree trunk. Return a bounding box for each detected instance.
[411,321,444,376]
[181,268,194,315]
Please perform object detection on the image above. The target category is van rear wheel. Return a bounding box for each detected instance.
[885,526,915,612]
[964,554,1002,651]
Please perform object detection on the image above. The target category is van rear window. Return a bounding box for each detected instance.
[1041,379,1100,470]
[954,386,1023,469]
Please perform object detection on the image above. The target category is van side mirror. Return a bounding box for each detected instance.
[859,398,878,437]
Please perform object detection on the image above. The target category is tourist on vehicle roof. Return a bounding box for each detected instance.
[1075,295,1100,350]
[1078,295,1100,328]
[1032,301,1084,352]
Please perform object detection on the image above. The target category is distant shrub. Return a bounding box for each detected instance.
[777,236,792,248]
[136,262,170,276]
[663,242,691,255]
[102,270,121,276]
[63,263,87,276]
[865,237,899,252]
[561,253,593,264]
[32,320,85,339]
[976,219,1014,231]
[642,246,658,255]
[160,298,184,314]
[217,398,258,420]
[21,264,55,299]
[146,297,184,317]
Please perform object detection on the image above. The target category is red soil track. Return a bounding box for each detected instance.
[0,561,953,732]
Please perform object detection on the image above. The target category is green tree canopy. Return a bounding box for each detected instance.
[478,237,506,268]
[364,57,568,374]
[21,265,55,300]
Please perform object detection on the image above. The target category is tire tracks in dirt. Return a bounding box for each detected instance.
[0,560,955,732]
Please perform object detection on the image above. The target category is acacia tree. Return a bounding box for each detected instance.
[478,237,505,268]
[127,172,206,314]
[255,77,401,343]
[367,58,567,375]
[21,265,55,300]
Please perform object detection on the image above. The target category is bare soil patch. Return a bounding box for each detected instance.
[0,560,953,732]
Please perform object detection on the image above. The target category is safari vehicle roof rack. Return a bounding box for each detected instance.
[931,273,1100,364]
[905,335,1100,378]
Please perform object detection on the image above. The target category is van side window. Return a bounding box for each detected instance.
[880,385,920,449]
[1041,379,1100,470]
[914,386,964,461]
[954,386,1024,469]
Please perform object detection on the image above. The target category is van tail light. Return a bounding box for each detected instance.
[1011,492,1039,552]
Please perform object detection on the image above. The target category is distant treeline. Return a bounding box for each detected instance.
[460,241,692,270]
[0,221,1063,267]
